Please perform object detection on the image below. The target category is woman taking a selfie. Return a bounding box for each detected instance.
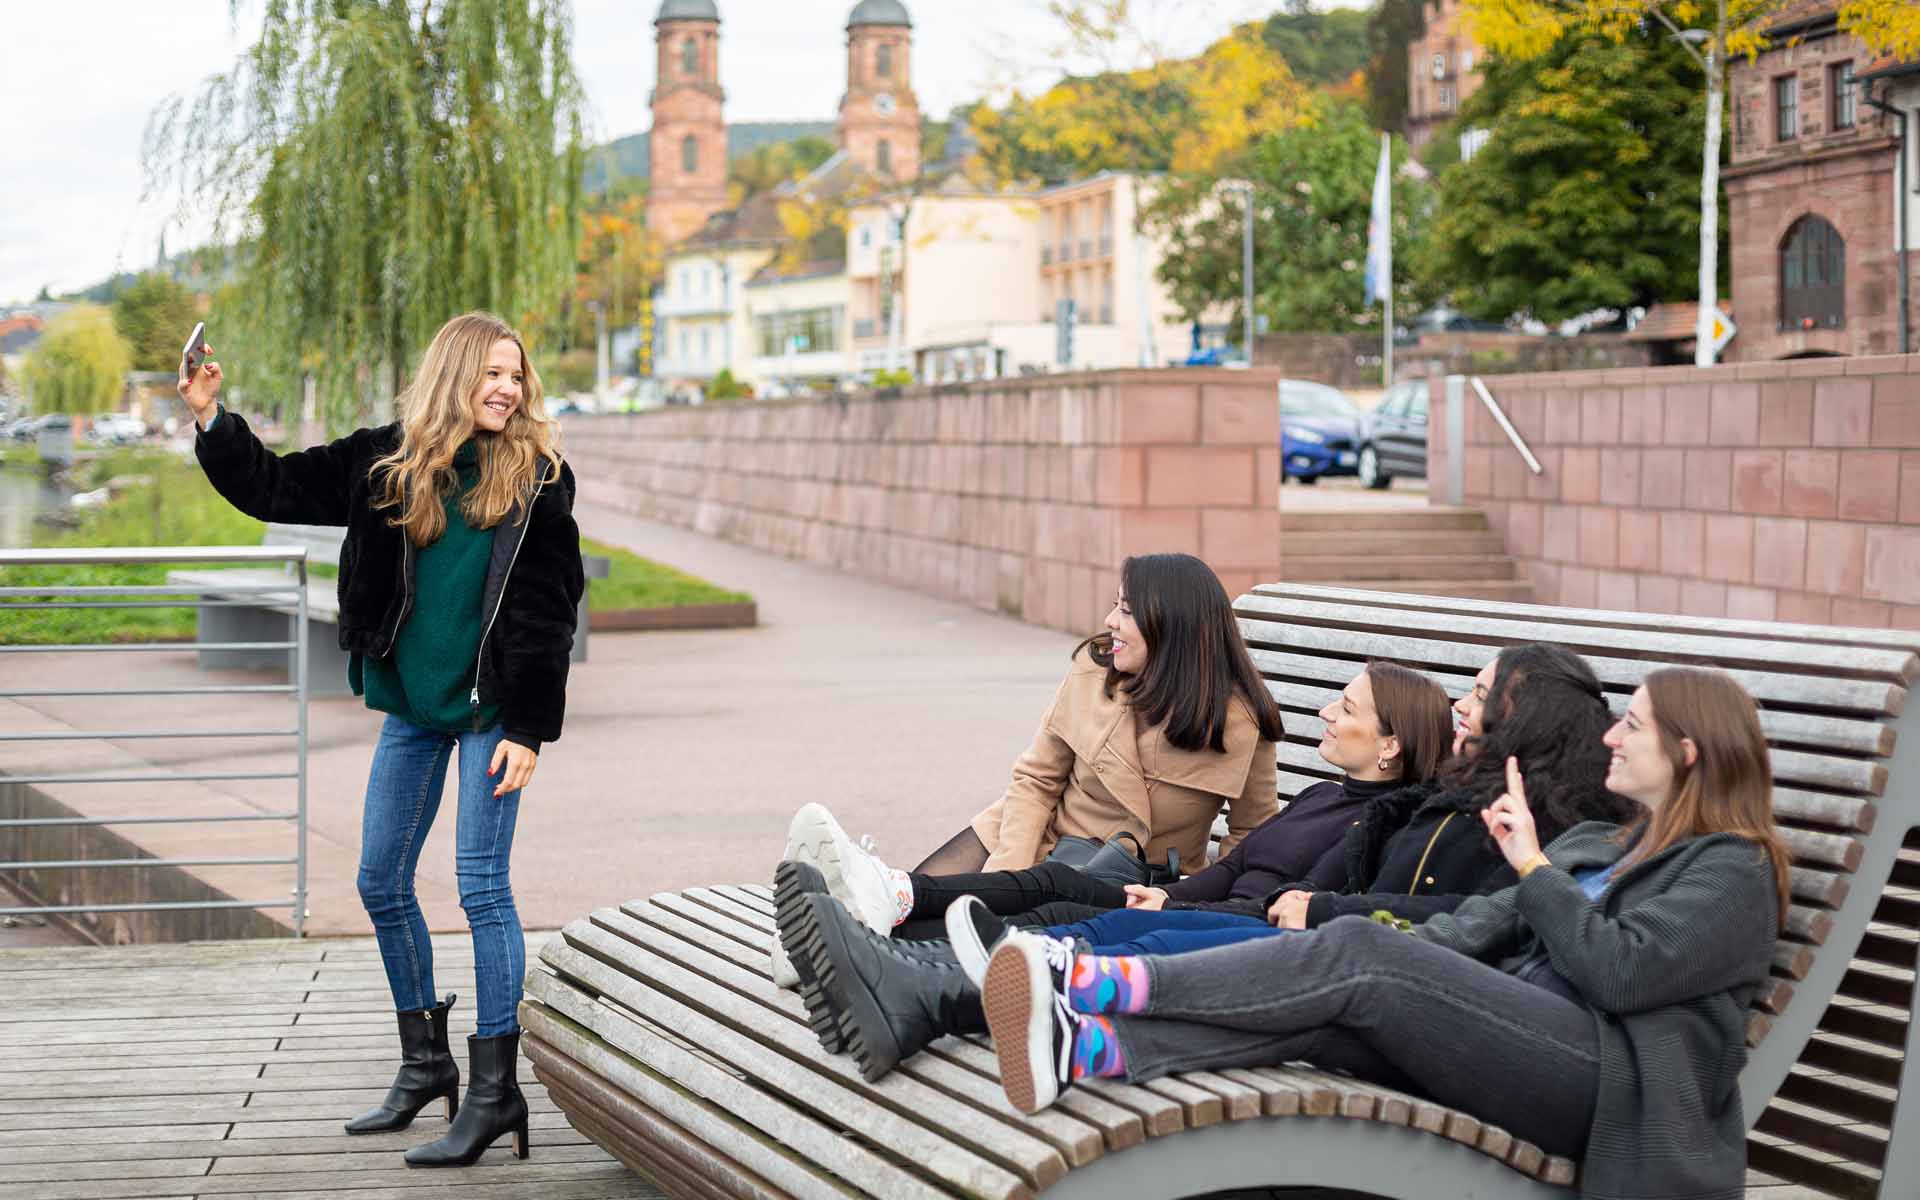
[180,313,584,1168]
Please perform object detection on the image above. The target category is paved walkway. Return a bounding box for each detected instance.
[0,504,1074,939]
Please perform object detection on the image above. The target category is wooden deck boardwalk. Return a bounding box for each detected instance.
[0,932,666,1200]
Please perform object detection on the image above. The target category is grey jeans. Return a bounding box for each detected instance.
[1110,915,1601,1158]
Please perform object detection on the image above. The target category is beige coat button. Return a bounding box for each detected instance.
[1425,876,1436,886]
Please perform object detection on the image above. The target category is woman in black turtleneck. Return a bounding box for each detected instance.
[887,662,1455,942]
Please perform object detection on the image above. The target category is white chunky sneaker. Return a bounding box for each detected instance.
[769,937,801,989]
[782,803,898,938]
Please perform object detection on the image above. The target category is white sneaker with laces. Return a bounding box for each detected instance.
[782,802,898,937]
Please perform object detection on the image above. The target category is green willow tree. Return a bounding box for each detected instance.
[1417,29,1715,323]
[144,1,586,429]
[112,273,202,373]
[23,306,133,415]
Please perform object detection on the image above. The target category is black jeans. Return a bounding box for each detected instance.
[1110,916,1601,1159]
[892,860,1129,941]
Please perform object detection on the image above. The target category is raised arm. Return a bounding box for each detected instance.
[184,349,370,527]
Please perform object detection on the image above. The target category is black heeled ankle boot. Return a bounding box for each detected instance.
[791,893,985,1081]
[403,1031,530,1167]
[344,994,460,1135]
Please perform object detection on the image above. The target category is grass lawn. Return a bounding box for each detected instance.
[0,450,749,645]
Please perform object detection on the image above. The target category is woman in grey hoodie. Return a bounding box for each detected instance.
[979,666,1788,1200]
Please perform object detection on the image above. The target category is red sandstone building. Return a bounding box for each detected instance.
[1725,7,1918,361]
[646,0,921,248]
[1404,0,1485,152]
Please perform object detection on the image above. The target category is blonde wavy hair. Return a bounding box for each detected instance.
[371,313,565,546]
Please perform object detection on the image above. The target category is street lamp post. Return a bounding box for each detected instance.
[1668,22,1723,367]
[1226,181,1256,364]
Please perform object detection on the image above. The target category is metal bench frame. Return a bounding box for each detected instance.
[523,583,1920,1199]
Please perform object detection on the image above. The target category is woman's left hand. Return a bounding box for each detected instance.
[1481,755,1542,870]
[1267,890,1312,929]
[489,741,538,797]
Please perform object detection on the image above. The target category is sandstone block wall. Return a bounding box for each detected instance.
[565,371,1285,634]
[1443,354,1920,627]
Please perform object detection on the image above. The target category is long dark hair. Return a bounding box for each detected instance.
[1076,554,1285,752]
[1365,662,1453,787]
[1442,643,1632,839]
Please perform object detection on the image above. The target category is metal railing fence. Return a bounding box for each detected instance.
[0,545,310,936]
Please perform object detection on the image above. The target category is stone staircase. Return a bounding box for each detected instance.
[1279,507,1532,602]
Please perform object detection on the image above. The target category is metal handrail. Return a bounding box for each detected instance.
[1469,376,1544,475]
[0,545,310,936]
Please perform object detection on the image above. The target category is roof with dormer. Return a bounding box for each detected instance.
[848,0,911,29]
[656,0,719,24]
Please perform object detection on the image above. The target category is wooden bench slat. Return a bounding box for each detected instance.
[1137,1077,1220,1127]
[1177,1071,1262,1121]
[1213,1069,1301,1117]
[527,953,1026,1200]
[520,986,877,1200]
[596,904,1116,1169]
[1237,594,1920,683]
[1245,631,1910,716]
[530,1039,790,1200]
[1250,583,1920,656]
[1745,1139,1881,1200]
[567,914,1083,1181]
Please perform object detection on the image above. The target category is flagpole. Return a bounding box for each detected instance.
[1381,132,1393,389]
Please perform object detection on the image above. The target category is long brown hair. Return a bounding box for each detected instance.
[1075,553,1285,752]
[371,312,564,546]
[1625,668,1790,923]
[1365,662,1452,787]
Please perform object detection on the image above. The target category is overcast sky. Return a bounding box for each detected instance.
[0,0,1361,307]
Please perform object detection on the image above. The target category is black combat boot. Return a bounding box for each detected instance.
[344,994,460,1135]
[788,892,986,1081]
[403,1031,530,1167]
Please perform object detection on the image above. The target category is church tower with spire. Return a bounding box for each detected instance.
[646,0,728,245]
[837,0,920,180]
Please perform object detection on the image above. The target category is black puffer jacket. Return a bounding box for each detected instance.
[1299,782,1529,927]
[195,408,584,750]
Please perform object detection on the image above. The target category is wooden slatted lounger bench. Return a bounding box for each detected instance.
[520,583,1920,1199]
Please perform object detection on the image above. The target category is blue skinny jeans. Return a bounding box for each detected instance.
[1046,906,1284,956]
[356,714,525,1036]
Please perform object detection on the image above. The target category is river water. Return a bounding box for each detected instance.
[0,465,69,549]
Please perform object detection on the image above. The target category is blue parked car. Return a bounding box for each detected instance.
[1279,380,1364,484]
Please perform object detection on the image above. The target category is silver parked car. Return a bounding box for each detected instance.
[1358,380,1430,489]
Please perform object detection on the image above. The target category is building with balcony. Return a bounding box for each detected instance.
[1404,0,1484,151]
[843,171,1201,384]
[743,260,853,394]
[1724,7,1918,360]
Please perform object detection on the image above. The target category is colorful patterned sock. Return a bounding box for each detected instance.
[885,867,914,927]
[1066,953,1150,1015]
[1069,1015,1127,1079]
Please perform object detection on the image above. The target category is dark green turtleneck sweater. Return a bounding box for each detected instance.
[350,441,503,733]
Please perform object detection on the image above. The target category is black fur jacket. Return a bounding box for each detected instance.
[195,408,584,751]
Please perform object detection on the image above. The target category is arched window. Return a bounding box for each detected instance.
[682,134,699,176]
[1780,216,1846,331]
[876,138,892,176]
[877,42,893,78]
[681,37,699,77]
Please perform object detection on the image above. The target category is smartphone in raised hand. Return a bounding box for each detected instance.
[181,322,207,380]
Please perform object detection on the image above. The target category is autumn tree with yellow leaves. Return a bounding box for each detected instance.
[969,25,1314,185]
[1464,0,1920,365]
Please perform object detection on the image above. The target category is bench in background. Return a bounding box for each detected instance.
[519,583,1920,1199]
[167,524,608,697]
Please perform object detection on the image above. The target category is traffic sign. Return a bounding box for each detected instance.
[1709,312,1736,355]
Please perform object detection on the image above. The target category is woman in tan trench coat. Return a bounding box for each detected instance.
[776,553,1286,953]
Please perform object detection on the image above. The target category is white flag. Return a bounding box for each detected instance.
[1363,132,1392,307]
